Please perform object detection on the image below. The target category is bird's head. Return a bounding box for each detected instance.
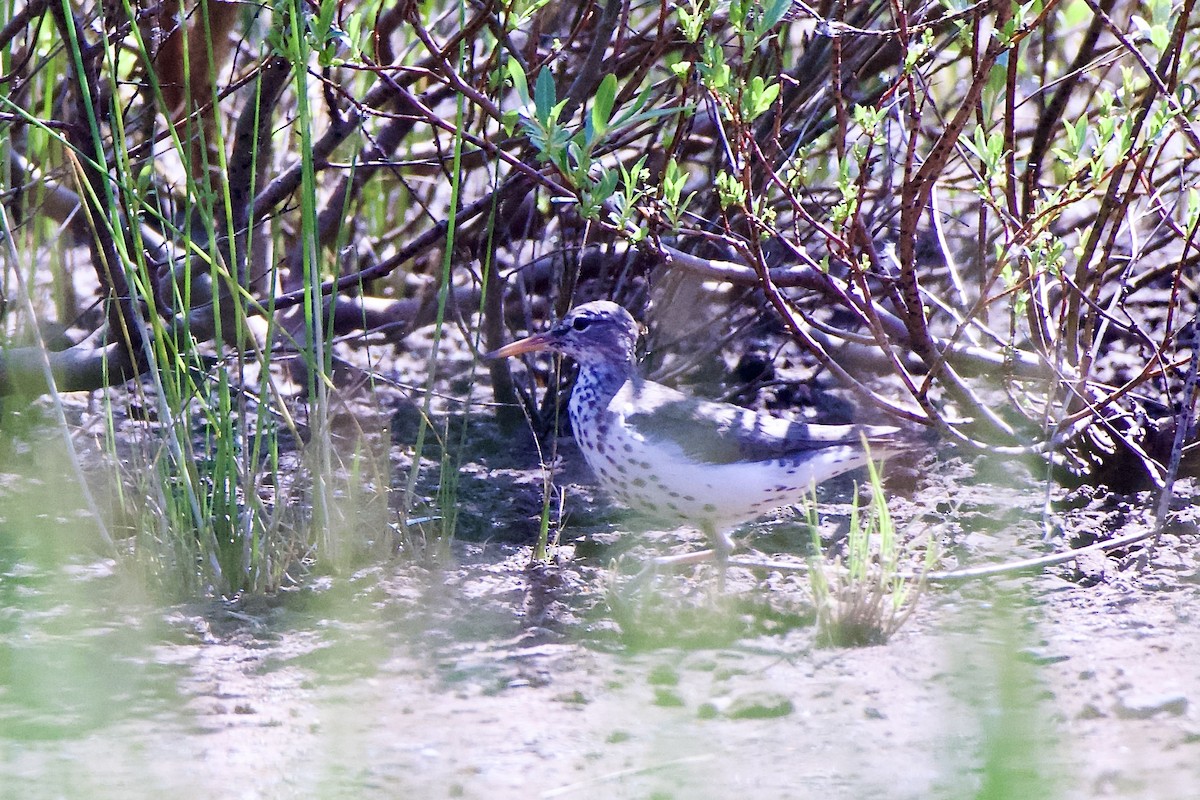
[485,301,639,369]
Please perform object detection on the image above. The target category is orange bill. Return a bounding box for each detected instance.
[483,331,557,360]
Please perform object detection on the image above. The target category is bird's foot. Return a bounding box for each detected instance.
[652,548,719,568]
[614,547,719,596]
[620,533,738,592]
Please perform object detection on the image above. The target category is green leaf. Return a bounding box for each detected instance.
[501,109,520,136]
[1149,24,1169,52]
[592,73,617,136]
[598,166,619,196]
[741,75,780,122]
[507,60,530,107]
[663,158,685,204]
[1073,117,1089,152]
[534,68,557,125]
[761,0,794,28]
[611,82,692,130]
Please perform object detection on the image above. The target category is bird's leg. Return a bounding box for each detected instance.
[707,523,735,592]
[643,526,737,589]
[712,528,736,559]
[630,545,713,593]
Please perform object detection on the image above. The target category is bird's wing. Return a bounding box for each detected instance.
[615,379,898,465]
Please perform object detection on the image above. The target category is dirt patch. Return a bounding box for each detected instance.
[3,327,1200,799]
[6,462,1199,800]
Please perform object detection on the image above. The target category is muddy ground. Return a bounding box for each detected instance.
[2,324,1199,800]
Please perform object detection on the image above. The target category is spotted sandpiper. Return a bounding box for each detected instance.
[486,301,902,570]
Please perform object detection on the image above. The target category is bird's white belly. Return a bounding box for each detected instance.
[574,412,868,529]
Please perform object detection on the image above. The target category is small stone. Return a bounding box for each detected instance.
[1115,693,1189,720]
[725,691,794,719]
[556,689,588,704]
[1017,647,1069,665]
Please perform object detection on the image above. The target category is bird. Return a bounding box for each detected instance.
[485,300,902,574]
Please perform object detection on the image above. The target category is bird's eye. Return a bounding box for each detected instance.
[572,317,592,331]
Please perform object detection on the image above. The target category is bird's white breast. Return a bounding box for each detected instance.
[568,378,868,530]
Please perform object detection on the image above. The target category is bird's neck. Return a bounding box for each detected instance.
[570,359,634,418]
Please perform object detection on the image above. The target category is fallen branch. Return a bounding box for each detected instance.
[659,242,1050,380]
[723,521,1167,585]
